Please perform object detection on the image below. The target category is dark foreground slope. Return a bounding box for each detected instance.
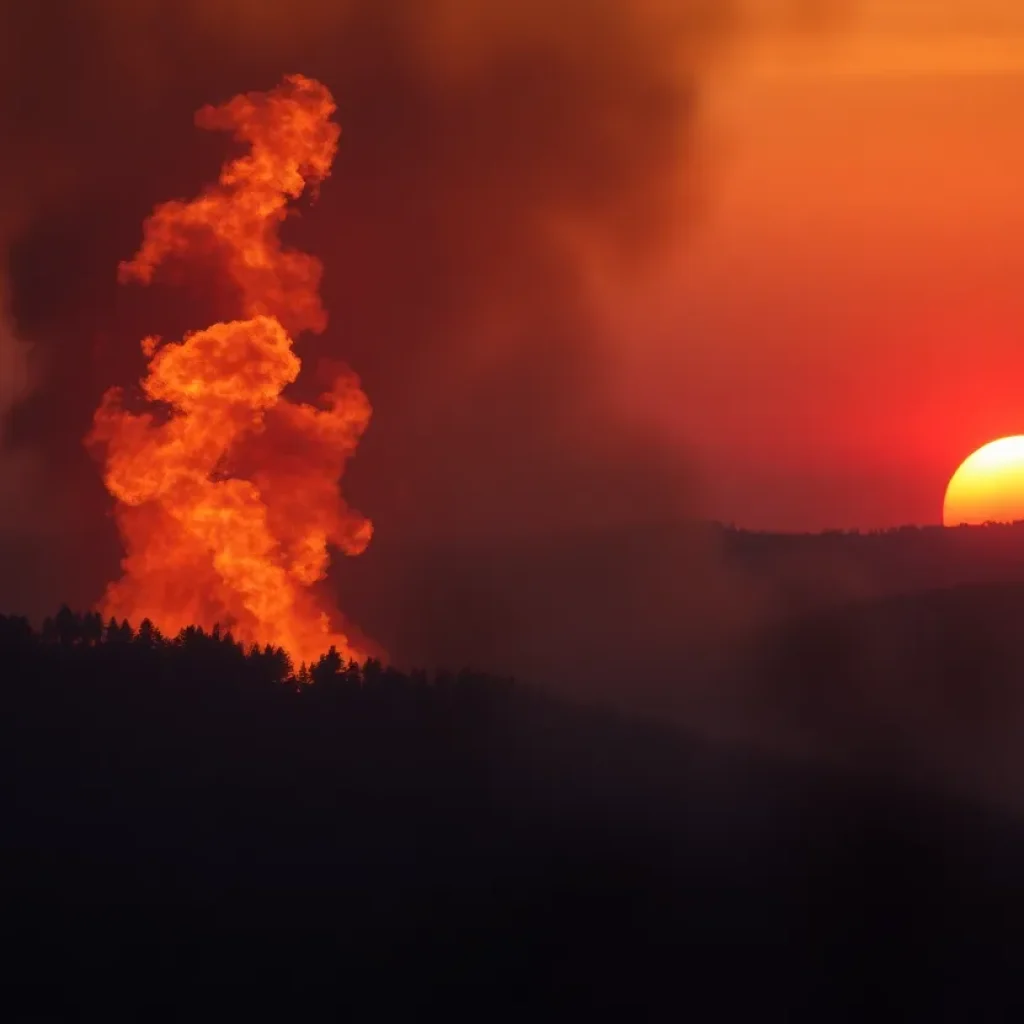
[4,614,1024,1019]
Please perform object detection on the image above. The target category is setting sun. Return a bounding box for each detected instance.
[944,436,1024,526]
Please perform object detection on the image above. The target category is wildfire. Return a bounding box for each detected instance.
[88,74,374,666]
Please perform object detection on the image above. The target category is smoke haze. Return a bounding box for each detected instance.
[13,0,1019,813]
[0,269,29,443]
[0,264,34,529]
[0,1,838,671]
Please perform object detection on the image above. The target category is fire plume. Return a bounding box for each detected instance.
[88,74,374,666]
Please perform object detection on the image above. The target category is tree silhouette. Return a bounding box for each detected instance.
[54,604,81,647]
[136,618,163,648]
[311,645,343,686]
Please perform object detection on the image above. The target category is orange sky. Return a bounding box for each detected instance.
[607,0,1024,531]
[5,0,1023,559]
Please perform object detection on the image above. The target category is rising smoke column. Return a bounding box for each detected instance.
[88,74,374,665]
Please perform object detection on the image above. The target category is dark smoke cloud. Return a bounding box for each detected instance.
[0,262,35,532]
[12,2,1014,815]
[0,1,829,634]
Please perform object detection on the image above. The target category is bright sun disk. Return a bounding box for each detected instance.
[943,436,1024,526]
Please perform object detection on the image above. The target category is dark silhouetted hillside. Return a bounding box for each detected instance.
[338,521,1024,736]
[5,605,1024,1018]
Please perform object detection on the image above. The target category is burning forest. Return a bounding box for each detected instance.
[87,74,374,666]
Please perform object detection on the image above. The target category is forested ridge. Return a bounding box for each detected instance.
[6,599,1024,1018]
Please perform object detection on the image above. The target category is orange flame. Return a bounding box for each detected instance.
[88,75,374,666]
